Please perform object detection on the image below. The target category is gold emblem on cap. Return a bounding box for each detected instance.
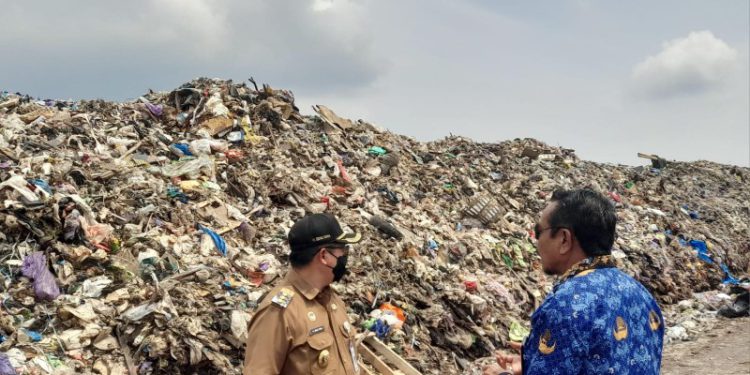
[318,350,330,367]
[614,316,629,341]
[308,311,317,321]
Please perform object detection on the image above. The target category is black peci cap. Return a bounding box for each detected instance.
[288,213,362,253]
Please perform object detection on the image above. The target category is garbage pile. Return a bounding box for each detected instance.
[0,78,748,374]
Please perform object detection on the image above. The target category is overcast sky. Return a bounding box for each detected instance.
[1,0,748,166]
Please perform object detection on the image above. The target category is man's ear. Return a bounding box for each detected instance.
[558,229,573,255]
[317,248,328,265]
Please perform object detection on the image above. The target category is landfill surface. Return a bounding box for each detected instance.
[0,78,748,375]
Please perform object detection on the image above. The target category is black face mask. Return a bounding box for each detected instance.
[325,250,349,282]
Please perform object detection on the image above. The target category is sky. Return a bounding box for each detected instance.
[1,0,748,166]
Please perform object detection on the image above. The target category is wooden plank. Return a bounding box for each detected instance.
[358,343,395,375]
[637,152,658,160]
[360,366,376,375]
[365,337,422,375]
[359,362,376,375]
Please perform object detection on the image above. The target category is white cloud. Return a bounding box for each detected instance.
[0,0,384,99]
[631,31,740,98]
[312,0,335,12]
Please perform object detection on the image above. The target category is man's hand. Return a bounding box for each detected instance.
[494,341,522,375]
[494,352,521,375]
[482,363,505,375]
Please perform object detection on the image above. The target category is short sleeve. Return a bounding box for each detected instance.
[243,304,293,375]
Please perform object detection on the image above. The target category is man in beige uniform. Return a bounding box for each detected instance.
[243,213,362,375]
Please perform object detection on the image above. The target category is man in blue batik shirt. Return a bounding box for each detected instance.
[484,189,664,375]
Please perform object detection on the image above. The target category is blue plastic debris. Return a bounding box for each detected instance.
[682,204,700,220]
[198,225,227,256]
[29,179,53,194]
[369,319,391,339]
[425,239,439,257]
[720,264,740,285]
[688,240,714,264]
[166,186,189,203]
[23,329,42,342]
[171,143,193,157]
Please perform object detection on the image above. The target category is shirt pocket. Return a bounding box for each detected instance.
[307,332,336,375]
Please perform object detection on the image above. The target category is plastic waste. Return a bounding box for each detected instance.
[22,330,42,343]
[0,352,15,375]
[227,131,244,143]
[368,319,391,339]
[198,225,227,256]
[167,186,189,203]
[189,139,229,155]
[62,209,83,242]
[80,276,113,298]
[205,93,230,117]
[21,252,60,301]
[368,215,404,240]
[509,321,530,342]
[379,303,406,322]
[170,143,193,157]
[688,240,714,264]
[29,179,53,195]
[0,175,44,205]
[225,149,244,163]
[367,146,387,156]
[159,156,215,179]
[144,102,163,117]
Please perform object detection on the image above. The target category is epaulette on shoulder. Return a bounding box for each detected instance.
[270,287,295,308]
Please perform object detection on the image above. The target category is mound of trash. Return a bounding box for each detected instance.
[0,78,748,374]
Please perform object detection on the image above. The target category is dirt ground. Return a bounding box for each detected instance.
[662,317,750,375]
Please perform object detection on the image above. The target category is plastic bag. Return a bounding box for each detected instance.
[62,209,82,242]
[367,146,387,156]
[0,175,42,204]
[160,156,214,179]
[21,252,60,301]
[205,94,229,117]
[144,102,163,117]
[688,240,714,264]
[189,139,228,155]
[85,223,114,244]
[170,143,193,157]
[198,225,227,256]
[0,352,15,375]
[509,320,530,342]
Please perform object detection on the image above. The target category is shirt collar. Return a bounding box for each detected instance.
[285,269,323,300]
[554,255,615,291]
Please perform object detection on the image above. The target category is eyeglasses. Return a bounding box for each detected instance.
[534,223,559,239]
[324,244,351,257]
[534,224,572,239]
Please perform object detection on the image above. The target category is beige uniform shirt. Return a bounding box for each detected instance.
[243,270,358,375]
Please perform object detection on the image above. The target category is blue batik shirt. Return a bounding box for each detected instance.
[522,267,664,375]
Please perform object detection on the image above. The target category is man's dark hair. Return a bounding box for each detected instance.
[549,189,617,256]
